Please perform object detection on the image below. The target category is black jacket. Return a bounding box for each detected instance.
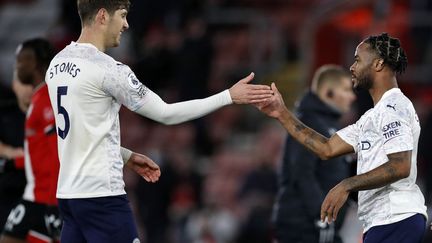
[273,91,351,228]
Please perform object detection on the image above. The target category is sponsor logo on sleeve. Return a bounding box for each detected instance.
[382,121,402,140]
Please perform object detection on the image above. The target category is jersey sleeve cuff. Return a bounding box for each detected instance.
[221,89,233,105]
[336,131,358,153]
[120,147,132,164]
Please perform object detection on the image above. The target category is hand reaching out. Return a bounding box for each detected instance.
[228,72,274,104]
[126,152,161,183]
[254,82,287,119]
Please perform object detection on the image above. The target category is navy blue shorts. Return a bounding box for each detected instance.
[363,213,426,243]
[58,195,139,243]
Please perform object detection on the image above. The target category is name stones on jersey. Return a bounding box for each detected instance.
[49,62,81,79]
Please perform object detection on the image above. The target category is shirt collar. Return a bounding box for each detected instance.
[70,41,98,50]
[376,88,401,105]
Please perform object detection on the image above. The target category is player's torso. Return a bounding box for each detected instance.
[46,42,125,198]
[23,84,59,205]
[355,90,424,231]
[355,91,419,174]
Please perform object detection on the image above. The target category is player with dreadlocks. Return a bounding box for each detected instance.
[255,33,427,243]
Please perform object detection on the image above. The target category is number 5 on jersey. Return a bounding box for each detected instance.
[57,86,70,139]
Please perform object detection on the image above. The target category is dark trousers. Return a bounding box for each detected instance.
[58,195,139,243]
[363,214,426,243]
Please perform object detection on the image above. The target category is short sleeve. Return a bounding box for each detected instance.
[380,110,413,155]
[101,63,149,111]
[337,123,359,153]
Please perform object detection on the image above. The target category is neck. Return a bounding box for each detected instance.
[368,73,398,105]
[77,26,106,52]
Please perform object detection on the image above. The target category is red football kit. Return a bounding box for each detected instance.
[22,83,59,205]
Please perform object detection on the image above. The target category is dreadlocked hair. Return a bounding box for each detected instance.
[364,33,408,74]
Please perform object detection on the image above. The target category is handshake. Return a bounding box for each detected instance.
[227,72,286,120]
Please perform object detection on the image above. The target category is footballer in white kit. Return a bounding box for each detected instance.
[46,40,271,243]
[46,42,233,199]
[45,1,273,242]
[337,88,427,232]
[46,42,147,199]
[254,33,427,243]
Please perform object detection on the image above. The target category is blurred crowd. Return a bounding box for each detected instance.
[1,0,432,242]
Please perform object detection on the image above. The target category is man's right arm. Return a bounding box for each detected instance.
[132,73,273,125]
[255,83,354,160]
[105,67,273,125]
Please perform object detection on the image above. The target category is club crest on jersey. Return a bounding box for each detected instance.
[128,73,141,89]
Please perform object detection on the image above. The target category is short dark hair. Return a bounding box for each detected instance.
[77,0,130,25]
[20,38,56,73]
[363,33,407,74]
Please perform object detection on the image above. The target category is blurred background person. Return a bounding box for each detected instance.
[272,64,356,243]
[0,38,61,243]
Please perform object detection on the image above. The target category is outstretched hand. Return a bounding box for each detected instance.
[228,72,274,104]
[126,152,161,183]
[254,82,286,119]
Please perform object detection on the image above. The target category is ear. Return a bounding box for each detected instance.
[326,89,334,98]
[317,87,331,101]
[95,8,110,25]
[374,58,385,72]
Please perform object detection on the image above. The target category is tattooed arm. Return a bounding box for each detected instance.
[340,151,411,191]
[320,150,412,223]
[255,83,354,159]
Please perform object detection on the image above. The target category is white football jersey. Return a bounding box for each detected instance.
[46,42,149,198]
[337,88,427,232]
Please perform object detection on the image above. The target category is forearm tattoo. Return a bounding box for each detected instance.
[344,152,410,192]
[285,113,328,155]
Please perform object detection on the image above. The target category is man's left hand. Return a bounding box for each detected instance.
[126,153,161,183]
[320,181,350,224]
